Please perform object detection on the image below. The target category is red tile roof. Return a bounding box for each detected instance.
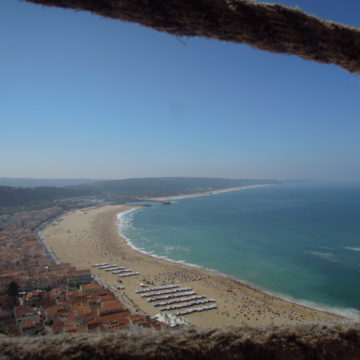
[20,320,36,329]
[80,283,101,290]
[15,305,37,317]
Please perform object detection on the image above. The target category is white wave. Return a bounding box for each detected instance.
[345,247,360,252]
[117,208,139,232]
[116,209,143,251]
[116,214,220,270]
[163,245,190,253]
[307,251,341,263]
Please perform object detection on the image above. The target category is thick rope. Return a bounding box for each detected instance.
[1,323,360,360]
[25,0,360,73]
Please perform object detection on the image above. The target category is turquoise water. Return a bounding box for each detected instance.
[119,183,360,318]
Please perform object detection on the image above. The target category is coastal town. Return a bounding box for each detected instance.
[0,207,165,336]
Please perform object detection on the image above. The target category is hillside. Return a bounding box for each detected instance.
[0,178,101,188]
[0,186,87,211]
[0,177,278,213]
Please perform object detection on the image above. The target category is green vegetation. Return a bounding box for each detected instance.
[0,186,85,207]
[0,178,100,188]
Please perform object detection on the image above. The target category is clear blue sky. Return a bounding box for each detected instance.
[1,0,359,180]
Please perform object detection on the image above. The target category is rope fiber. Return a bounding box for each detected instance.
[25,0,360,73]
[1,323,360,360]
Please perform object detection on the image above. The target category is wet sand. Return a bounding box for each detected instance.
[41,203,343,327]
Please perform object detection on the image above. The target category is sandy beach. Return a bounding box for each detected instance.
[149,184,270,201]
[41,198,343,327]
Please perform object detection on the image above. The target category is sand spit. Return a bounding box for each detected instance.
[41,203,342,327]
[149,184,270,201]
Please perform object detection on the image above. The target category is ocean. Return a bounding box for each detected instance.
[118,183,360,319]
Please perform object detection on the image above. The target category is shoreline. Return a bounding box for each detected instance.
[117,208,356,320]
[41,191,345,326]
